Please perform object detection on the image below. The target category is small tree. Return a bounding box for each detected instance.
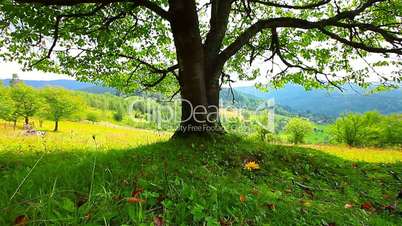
[285,118,313,144]
[41,87,84,131]
[86,112,99,124]
[10,83,40,125]
[381,114,402,146]
[330,112,381,147]
[331,112,401,147]
[0,84,16,127]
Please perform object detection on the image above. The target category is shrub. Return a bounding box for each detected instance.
[284,118,313,144]
[113,110,124,122]
[86,112,99,124]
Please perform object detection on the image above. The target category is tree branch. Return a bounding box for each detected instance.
[16,0,171,21]
[319,28,402,54]
[118,54,179,87]
[219,0,395,64]
[30,15,61,67]
[204,0,233,62]
[250,0,331,10]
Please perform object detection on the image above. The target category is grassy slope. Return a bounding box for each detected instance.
[0,121,401,225]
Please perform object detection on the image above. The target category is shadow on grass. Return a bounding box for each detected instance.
[0,136,401,225]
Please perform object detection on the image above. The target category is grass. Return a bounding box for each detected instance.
[304,144,402,163]
[0,120,401,225]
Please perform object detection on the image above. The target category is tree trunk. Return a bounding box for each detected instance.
[54,120,58,132]
[24,117,29,125]
[169,0,225,137]
[13,120,17,130]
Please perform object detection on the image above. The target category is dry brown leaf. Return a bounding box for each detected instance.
[361,201,374,211]
[344,203,353,209]
[239,194,246,203]
[84,212,92,221]
[153,216,164,226]
[14,215,29,226]
[128,197,145,203]
[132,188,144,197]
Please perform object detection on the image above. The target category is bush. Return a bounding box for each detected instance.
[284,118,313,144]
[113,110,124,122]
[86,112,99,124]
[330,112,402,147]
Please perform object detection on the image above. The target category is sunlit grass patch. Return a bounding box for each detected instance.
[0,120,170,154]
[304,144,402,163]
[1,121,401,225]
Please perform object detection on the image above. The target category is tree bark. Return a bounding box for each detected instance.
[54,120,59,132]
[168,0,225,137]
[24,117,29,125]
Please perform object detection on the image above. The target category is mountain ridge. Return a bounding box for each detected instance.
[2,79,402,117]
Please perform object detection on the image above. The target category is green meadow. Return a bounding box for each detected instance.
[1,120,401,225]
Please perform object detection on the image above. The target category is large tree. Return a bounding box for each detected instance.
[0,0,401,136]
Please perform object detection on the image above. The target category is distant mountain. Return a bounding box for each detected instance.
[1,79,117,94]
[235,84,402,116]
[221,87,334,123]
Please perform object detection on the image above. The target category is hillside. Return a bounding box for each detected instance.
[0,121,401,225]
[3,79,402,118]
[1,79,117,94]
[236,84,402,116]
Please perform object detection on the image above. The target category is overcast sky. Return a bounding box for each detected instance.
[0,62,73,81]
[0,61,258,87]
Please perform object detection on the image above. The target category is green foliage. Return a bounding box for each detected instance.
[86,112,99,124]
[9,83,40,123]
[331,112,402,147]
[285,117,313,144]
[0,84,16,122]
[113,109,124,122]
[380,114,402,146]
[1,0,400,96]
[40,87,85,131]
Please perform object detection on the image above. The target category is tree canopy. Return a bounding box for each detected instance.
[40,87,84,131]
[1,0,401,134]
[10,83,40,124]
[1,0,401,92]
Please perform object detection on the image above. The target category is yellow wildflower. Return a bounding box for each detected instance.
[243,161,260,171]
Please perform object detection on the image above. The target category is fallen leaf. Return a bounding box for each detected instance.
[132,188,144,197]
[239,194,246,203]
[361,201,374,211]
[344,203,353,209]
[384,204,396,212]
[153,216,164,226]
[14,215,29,226]
[351,163,358,168]
[84,212,92,221]
[128,197,145,203]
